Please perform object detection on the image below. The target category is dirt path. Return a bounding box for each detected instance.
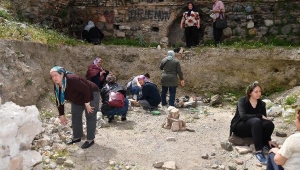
[62,103,293,170]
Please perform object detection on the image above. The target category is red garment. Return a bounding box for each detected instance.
[86,64,104,81]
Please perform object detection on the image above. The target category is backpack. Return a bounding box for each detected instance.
[106,84,125,108]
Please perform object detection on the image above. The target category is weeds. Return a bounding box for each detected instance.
[285,95,297,105]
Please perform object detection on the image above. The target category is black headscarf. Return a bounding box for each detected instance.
[187,2,195,17]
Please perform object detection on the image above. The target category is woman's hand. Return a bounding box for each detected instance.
[269,147,280,154]
[262,115,268,120]
[59,115,68,125]
[85,102,94,114]
[269,141,278,148]
[180,80,185,86]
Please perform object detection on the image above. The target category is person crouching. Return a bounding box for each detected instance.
[100,74,129,123]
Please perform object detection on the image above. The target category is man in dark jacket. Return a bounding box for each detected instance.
[135,75,161,110]
[100,74,129,123]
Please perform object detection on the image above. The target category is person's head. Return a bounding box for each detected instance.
[106,74,116,83]
[295,108,300,131]
[144,73,150,79]
[88,21,94,25]
[93,57,102,67]
[187,2,194,10]
[50,66,67,85]
[138,75,147,86]
[245,81,262,100]
[166,50,175,60]
[212,0,218,3]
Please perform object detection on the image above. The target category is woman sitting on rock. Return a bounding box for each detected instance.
[267,108,300,170]
[229,81,277,164]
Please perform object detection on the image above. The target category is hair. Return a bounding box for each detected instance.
[106,74,116,83]
[245,81,262,99]
[144,73,150,79]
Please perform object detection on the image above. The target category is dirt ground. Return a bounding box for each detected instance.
[45,99,294,170]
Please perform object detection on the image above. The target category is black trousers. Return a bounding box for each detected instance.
[185,26,199,48]
[233,117,274,151]
[213,21,223,45]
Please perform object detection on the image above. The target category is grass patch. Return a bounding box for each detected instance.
[0,9,12,20]
[39,109,54,120]
[284,113,295,124]
[285,95,297,105]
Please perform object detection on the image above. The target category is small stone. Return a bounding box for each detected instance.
[63,159,74,168]
[256,163,262,167]
[276,131,287,137]
[166,137,176,141]
[56,157,66,165]
[220,141,233,151]
[162,161,176,170]
[228,164,237,170]
[109,161,115,166]
[235,146,252,154]
[211,164,218,169]
[219,165,225,170]
[201,153,209,159]
[153,161,164,168]
[234,159,243,165]
[211,153,216,156]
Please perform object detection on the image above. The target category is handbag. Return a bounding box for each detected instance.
[215,12,227,29]
[106,84,125,108]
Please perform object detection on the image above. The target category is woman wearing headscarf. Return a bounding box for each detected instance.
[134,75,161,110]
[160,50,184,107]
[50,66,99,149]
[180,2,200,48]
[100,74,129,123]
[82,21,95,43]
[86,57,110,90]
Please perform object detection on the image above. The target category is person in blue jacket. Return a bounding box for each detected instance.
[134,75,161,110]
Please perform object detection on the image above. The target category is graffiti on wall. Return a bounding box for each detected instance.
[74,0,163,6]
[128,7,171,21]
[98,10,115,24]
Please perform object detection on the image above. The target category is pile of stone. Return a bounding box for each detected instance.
[161,106,186,132]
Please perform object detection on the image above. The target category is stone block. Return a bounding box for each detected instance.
[228,133,253,146]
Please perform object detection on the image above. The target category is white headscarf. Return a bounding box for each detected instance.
[166,50,175,60]
[84,21,95,31]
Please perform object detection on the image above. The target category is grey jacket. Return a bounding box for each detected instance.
[159,57,183,87]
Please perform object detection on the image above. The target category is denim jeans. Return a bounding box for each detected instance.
[161,86,177,106]
[266,153,284,170]
[130,86,140,95]
[105,98,129,117]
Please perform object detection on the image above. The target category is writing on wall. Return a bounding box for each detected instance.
[74,0,164,6]
[128,7,171,21]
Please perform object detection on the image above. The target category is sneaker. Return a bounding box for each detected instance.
[255,151,267,164]
[81,140,94,149]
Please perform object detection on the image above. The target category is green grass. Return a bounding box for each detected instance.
[285,95,297,105]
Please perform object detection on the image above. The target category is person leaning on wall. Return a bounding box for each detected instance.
[180,1,200,48]
[211,0,225,46]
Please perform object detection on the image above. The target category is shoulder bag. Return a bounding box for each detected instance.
[106,84,125,108]
[215,12,227,29]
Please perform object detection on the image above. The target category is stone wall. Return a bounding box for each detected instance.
[9,0,300,46]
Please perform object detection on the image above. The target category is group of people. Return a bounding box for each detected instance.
[49,50,184,149]
[230,81,300,169]
[180,0,225,47]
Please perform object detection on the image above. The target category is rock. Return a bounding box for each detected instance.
[166,137,176,141]
[267,106,282,117]
[56,157,66,165]
[211,164,218,169]
[109,160,115,166]
[162,161,176,170]
[228,164,237,170]
[220,141,233,151]
[219,165,225,170]
[153,161,164,168]
[276,131,287,137]
[201,153,209,159]
[234,159,244,165]
[210,94,222,106]
[228,133,253,146]
[63,159,74,168]
[235,146,253,154]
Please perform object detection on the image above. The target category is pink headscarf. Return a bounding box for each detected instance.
[93,57,102,66]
